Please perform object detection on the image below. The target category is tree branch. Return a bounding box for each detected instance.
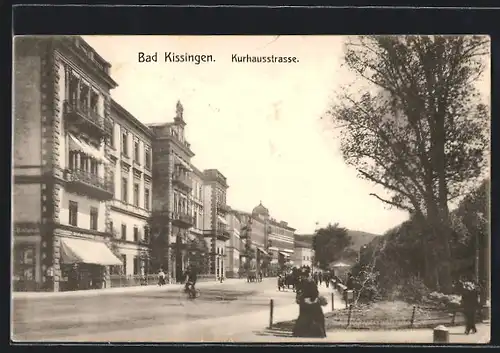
[369,193,414,212]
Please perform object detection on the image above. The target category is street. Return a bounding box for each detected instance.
[13,278,338,342]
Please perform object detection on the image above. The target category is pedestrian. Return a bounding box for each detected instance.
[292,268,327,338]
[318,272,323,286]
[158,268,166,286]
[461,279,480,334]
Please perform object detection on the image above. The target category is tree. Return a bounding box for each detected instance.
[186,235,209,274]
[327,36,489,292]
[312,223,352,270]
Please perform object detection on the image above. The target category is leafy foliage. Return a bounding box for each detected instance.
[312,223,352,270]
[186,235,209,274]
[327,36,489,292]
[353,179,489,302]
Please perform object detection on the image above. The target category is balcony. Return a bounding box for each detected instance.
[64,169,113,200]
[171,212,194,228]
[64,100,113,138]
[217,202,231,214]
[109,199,150,219]
[215,228,230,241]
[172,173,192,192]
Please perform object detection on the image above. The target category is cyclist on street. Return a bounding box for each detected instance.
[184,265,198,298]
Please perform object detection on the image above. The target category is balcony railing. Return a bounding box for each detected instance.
[64,100,113,137]
[172,173,192,191]
[215,228,230,241]
[65,169,113,200]
[171,212,194,228]
[109,199,150,219]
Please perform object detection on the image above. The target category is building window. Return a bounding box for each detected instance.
[121,130,128,156]
[133,183,139,207]
[133,226,139,242]
[90,206,98,231]
[133,256,139,275]
[144,188,150,210]
[110,124,116,148]
[69,201,78,226]
[145,146,151,170]
[144,226,150,243]
[121,224,127,240]
[122,254,127,274]
[13,245,36,283]
[134,138,140,163]
[109,220,114,234]
[122,177,128,203]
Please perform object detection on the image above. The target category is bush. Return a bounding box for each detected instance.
[428,291,461,309]
[357,283,381,303]
[383,276,430,303]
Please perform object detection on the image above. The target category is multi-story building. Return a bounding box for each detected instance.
[189,166,205,239]
[13,36,122,292]
[148,102,195,283]
[202,169,231,279]
[225,211,243,278]
[13,36,233,291]
[292,239,314,268]
[107,100,153,277]
[267,217,295,269]
[235,202,295,276]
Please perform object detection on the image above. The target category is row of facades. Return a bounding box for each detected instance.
[13,36,306,292]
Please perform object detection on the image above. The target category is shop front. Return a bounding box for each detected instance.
[13,223,42,292]
[58,236,123,291]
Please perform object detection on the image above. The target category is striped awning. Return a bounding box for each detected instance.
[217,215,228,225]
[279,251,290,257]
[175,156,193,172]
[68,133,108,163]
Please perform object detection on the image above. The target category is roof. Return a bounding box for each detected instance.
[294,240,312,249]
[252,201,269,216]
[111,99,153,138]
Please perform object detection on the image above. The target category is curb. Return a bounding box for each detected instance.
[12,278,258,300]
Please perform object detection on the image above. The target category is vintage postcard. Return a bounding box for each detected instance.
[11,35,490,344]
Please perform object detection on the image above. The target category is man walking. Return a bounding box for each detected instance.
[461,279,480,334]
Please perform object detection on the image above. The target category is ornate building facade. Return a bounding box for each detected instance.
[13,36,121,292]
[202,169,231,279]
[148,102,195,283]
[107,100,153,278]
[13,36,233,291]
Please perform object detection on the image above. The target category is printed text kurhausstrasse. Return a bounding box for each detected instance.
[231,54,299,63]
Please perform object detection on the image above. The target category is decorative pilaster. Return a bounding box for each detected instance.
[103,96,113,236]
[167,152,174,281]
[40,42,59,291]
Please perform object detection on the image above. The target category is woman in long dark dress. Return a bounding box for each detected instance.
[292,272,327,338]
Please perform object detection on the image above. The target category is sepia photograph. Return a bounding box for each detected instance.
[11,35,490,344]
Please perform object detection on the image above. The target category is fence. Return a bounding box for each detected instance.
[266,289,483,333]
[108,273,216,288]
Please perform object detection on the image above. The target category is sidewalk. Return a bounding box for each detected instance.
[245,322,491,344]
[12,277,251,300]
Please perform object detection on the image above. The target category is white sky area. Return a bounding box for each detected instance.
[83,35,490,235]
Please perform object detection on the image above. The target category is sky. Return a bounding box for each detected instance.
[83,35,490,235]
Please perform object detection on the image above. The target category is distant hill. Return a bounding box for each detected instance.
[347,230,380,251]
[295,230,380,251]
